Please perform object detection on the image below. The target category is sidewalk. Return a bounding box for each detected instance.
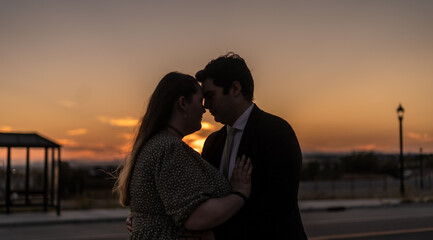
[0,199,401,227]
[0,208,130,227]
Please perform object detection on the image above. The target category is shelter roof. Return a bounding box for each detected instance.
[0,132,61,148]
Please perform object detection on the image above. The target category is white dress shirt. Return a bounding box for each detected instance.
[220,103,254,179]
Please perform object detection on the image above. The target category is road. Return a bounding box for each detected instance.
[303,203,433,240]
[2,203,433,239]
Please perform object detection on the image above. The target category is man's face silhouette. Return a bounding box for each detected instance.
[201,78,236,125]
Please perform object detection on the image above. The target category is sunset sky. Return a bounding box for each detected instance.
[1,1,433,163]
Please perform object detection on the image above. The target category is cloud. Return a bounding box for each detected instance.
[119,132,135,140]
[67,128,88,136]
[183,133,206,153]
[56,138,79,147]
[58,100,77,108]
[181,124,219,152]
[201,121,215,130]
[408,132,432,142]
[118,142,133,155]
[99,116,139,127]
[0,126,12,132]
[353,144,377,151]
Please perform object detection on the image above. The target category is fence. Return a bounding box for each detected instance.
[299,171,433,199]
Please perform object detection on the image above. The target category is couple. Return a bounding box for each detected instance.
[114,53,307,240]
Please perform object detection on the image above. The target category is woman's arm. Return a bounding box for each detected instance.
[184,193,244,230]
[184,156,252,230]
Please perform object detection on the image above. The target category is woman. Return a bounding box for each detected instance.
[113,72,252,239]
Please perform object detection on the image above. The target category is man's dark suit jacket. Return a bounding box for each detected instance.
[202,105,307,240]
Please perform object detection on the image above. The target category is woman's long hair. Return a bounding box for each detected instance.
[113,72,198,206]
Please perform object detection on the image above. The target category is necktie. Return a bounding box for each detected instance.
[222,127,237,179]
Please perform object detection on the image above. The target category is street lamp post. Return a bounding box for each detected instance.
[419,147,424,189]
[397,104,405,197]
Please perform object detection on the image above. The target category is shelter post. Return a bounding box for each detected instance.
[56,147,61,216]
[43,147,48,212]
[51,147,55,205]
[25,147,30,205]
[6,147,11,214]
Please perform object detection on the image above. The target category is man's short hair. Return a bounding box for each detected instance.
[195,52,254,101]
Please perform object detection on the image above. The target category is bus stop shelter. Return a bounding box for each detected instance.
[0,132,61,215]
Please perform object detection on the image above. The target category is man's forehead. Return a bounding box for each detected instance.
[202,78,219,92]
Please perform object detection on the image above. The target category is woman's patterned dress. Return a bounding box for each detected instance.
[129,130,230,240]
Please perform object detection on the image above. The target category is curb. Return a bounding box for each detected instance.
[0,217,126,228]
[298,198,401,212]
[0,209,130,228]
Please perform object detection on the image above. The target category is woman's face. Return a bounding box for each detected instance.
[185,85,206,133]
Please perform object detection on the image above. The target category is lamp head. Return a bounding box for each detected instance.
[397,103,404,120]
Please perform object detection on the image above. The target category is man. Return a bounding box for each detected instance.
[196,52,307,239]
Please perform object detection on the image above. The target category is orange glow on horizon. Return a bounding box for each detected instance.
[0,126,12,132]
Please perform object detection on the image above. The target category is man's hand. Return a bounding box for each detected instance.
[126,213,133,234]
